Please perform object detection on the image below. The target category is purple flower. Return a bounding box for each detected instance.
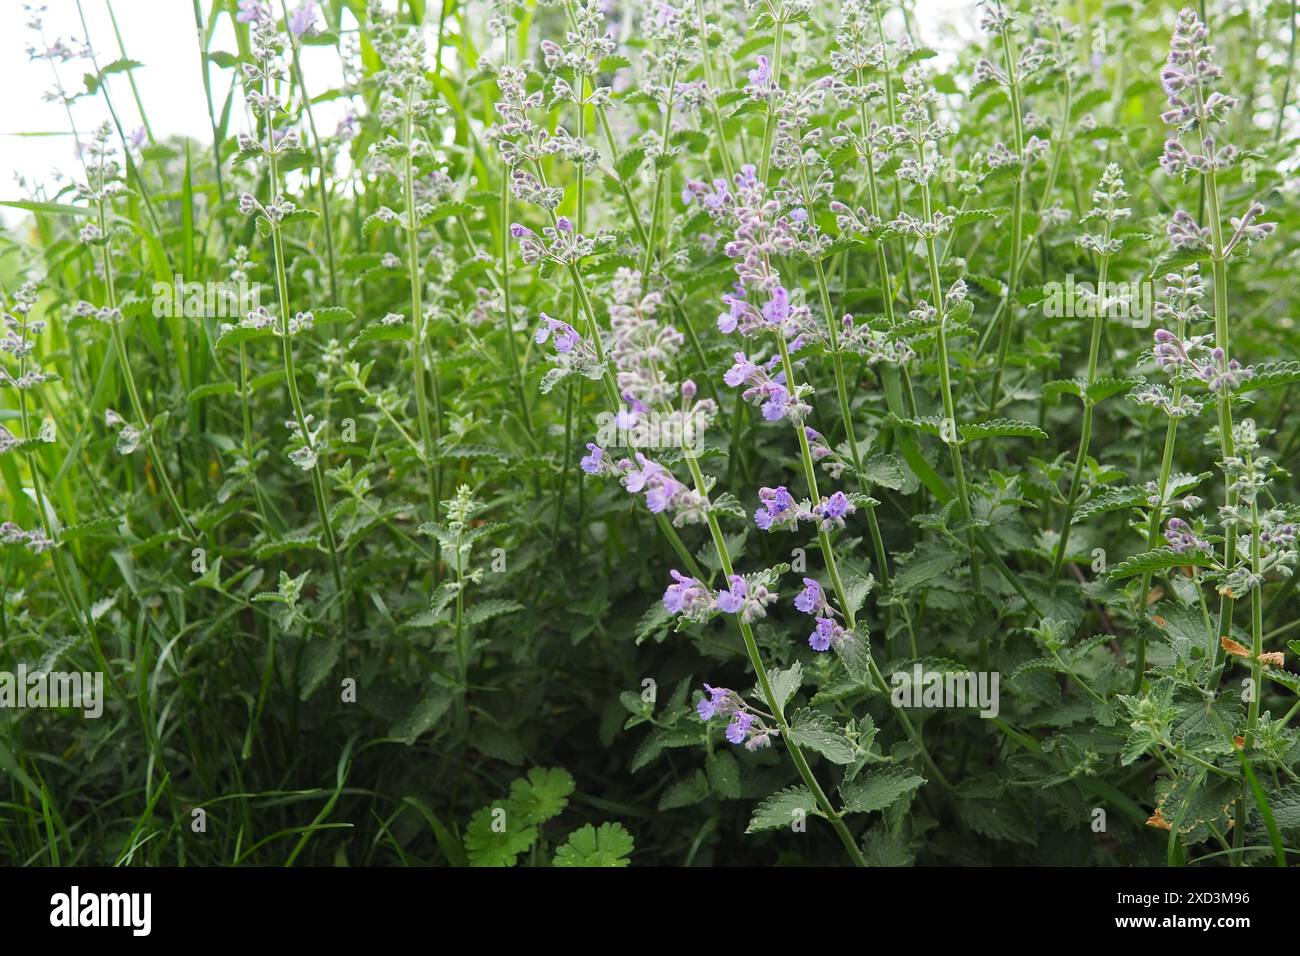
[822,491,851,519]
[814,491,855,530]
[808,617,844,652]
[556,215,573,233]
[509,222,531,239]
[714,574,747,614]
[718,292,747,334]
[288,0,319,35]
[579,443,603,474]
[535,315,581,353]
[724,351,760,387]
[754,485,797,531]
[1164,517,1210,554]
[236,0,271,24]
[726,711,755,744]
[793,578,825,614]
[664,569,710,618]
[746,55,772,92]
[760,382,791,421]
[696,683,730,720]
[762,286,790,327]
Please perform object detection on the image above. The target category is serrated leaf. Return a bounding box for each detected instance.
[463,599,524,627]
[840,768,926,814]
[508,767,575,825]
[706,752,742,799]
[388,685,453,743]
[298,637,340,701]
[958,419,1048,442]
[746,785,816,833]
[788,708,856,764]
[660,769,710,810]
[765,661,802,714]
[1108,548,1215,579]
[464,805,536,867]
[860,453,906,490]
[553,822,634,867]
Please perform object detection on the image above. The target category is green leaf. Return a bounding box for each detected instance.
[840,768,926,814]
[746,785,817,833]
[614,146,647,181]
[215,325,275,349]
[860,453,906,490]
[659,769,710,809]
[834,623,874,684]
[388,685,453,743]
[788,708,856,764]
[462,599,524,626]
[1237,361,1300,395]
[764,661,802,713]
[706,752,742,799]
[1108,548,1216,579]
[1073,485,1145,523]
[463,805,537,867]
[298,637,340,701]
[958,419,1049,442]
[508,767,575,825]
[553,822,635,867]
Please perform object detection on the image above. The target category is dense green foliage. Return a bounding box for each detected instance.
[2,0,1300,867]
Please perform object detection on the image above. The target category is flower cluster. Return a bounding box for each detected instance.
[694,684,776,751]
[0,521,54,554]
[753,487,856,533]
[723,350,809,422]
[663,570,778,625]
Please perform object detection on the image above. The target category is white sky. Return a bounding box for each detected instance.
[0,0,976,225]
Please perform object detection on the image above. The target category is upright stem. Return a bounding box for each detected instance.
[1132,311,1187,691]
[404,86,441,523]
[497,28,534,438]
[265,92,347,610]
[915,141,984,607]
[988,9,1027,414]
[757,3,785,187]
[694,0,735,181]
[1050,240,1113,578]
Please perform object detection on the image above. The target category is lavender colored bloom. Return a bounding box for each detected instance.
[664,569,710,618]
[822,491,851,519]
[724,351,760,387]
[718,291,747,334]
[1164,516,1210,554]
[236,0,271,24]
[725,711,755,744]
[535,314,581,353]
[754,485,798,531]
[808,617,843,652]
[746,55,772,92]
[793,578,825,614]
[714,574,747,613]
[579,443,603,474]
[696,683,730,720]
[762,286,790,327]
[288,0,319,35]
[814,491,856,530]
